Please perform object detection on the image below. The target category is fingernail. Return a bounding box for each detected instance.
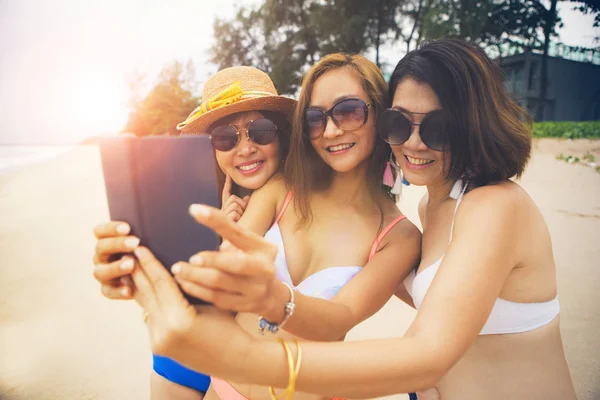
[117,223,130,235]
[189,255,203,265]
[171,263,182,274]
[134,247,144,258]
[190,204,210,217]
[120,258,134,271]
[120,287,130,297]
[125,237,140,249]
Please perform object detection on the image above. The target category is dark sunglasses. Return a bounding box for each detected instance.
[304,98,373,139]
[376,108,449,151]
[209,118,279,152]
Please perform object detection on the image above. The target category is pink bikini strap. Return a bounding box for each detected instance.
[367,215,407,261]
[210,377,249,400]
[274,191,293,225]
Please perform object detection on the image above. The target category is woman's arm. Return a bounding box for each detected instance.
[174,176,287,312]
[393,193,426,308]
[159,185,520,397]
[234,173,286,235]
[257,219,421,341]
[177,204,421,340]
[393,284,416,308]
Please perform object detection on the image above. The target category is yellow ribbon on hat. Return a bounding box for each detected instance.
[177,81,275,130]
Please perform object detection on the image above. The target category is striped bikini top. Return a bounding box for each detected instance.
[265,191,406,300]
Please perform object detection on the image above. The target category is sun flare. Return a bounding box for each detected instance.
[64,72,129,140]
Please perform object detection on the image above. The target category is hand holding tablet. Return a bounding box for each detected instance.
[97,135,221,305]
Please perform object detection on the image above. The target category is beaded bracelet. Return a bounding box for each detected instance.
[269,339,302,400]
[258,282,295,335]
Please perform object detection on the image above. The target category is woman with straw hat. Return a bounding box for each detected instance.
[178,66,296,222]
[91,66,295,399]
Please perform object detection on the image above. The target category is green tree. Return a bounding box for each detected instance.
[419,0,497,43]
[314,0,404,65]
[210,0,407,94]
[123,60,199,136]
[402,0,433,52]
[211,0,599,110]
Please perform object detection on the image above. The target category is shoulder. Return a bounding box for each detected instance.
[459,181,523,215]
[250,173,287,200]
[261,172,287,191]
[368,216,421,275]
[391,218,421,247]
[380,210,422,256]
[381,198,422,242]
[454,181,526,237]
[238,174,289,233]
[245,173,288,215]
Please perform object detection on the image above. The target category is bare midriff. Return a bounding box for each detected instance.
[436,317,576,400]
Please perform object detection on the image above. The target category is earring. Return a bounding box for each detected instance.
[449,179,463,200]
[383,162,395,188]
[450,166,476,199]
[388,153,404,196]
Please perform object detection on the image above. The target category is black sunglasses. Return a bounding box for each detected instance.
[304,98,373,139]
[376,109,449,152]
[209,118,279,152]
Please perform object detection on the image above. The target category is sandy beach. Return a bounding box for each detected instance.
[0,138,599,400]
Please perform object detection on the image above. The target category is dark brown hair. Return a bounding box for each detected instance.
[389,39,532,186]
[207,110,291,200]
[284,53,393,228]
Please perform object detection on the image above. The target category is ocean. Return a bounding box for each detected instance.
[0,145,75,175]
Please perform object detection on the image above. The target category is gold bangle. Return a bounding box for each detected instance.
[294,339,302,378]
[270,339,293,399]
[290,340,302,395]
[269,339,303,400]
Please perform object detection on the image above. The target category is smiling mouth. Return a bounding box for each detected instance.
[327,143,355,152]
[405,155,434,165]
[236,160,264,171]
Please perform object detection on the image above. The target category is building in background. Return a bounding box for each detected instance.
[500,51,600,121]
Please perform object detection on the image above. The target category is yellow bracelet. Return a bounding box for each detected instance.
[270,340,293,400]
[269,339,303,400]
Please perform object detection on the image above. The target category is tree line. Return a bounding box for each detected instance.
[124,0,599,136]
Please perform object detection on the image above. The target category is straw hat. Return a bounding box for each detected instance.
[178,66,296,134]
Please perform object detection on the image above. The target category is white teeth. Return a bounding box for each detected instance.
[406,156,434,165]
[328,143,354,152]
[237,161,262,171]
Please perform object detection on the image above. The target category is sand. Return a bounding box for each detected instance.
[0,138,598,400]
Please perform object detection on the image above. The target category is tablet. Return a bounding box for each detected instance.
[98,135,220,305]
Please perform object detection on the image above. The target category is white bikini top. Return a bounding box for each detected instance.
[265,191,406,300]
[265,223,361,300]
[404,181,560,335]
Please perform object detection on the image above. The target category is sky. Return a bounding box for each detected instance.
[0,0,598,145]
